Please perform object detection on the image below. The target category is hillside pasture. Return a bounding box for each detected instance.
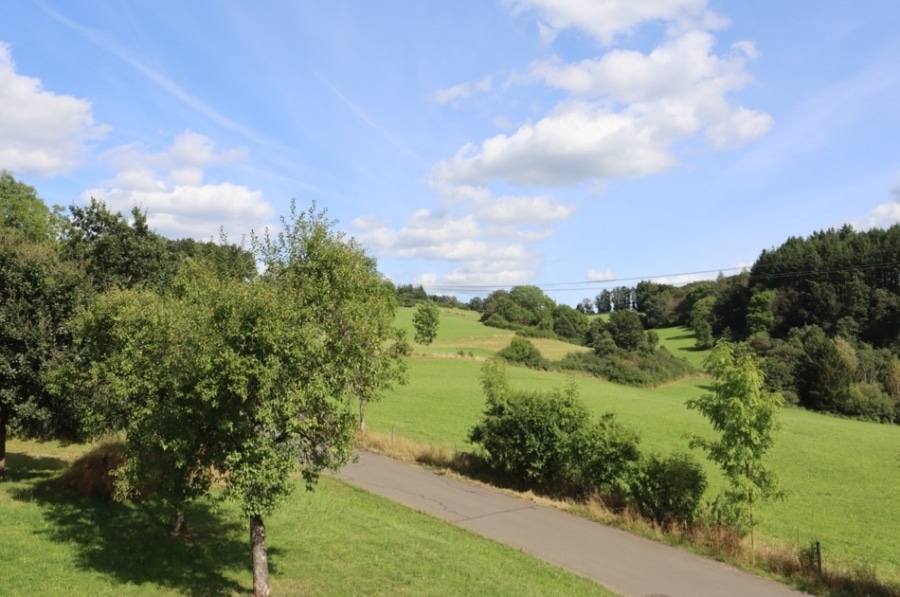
[371,311,900,582]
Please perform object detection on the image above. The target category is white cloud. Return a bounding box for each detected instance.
[0,42,107,177]
[505,0,723,45]
[433,76,493,106]
[352,185,575,288]
[435,30,771,188]
[853,186,900,230]
[537,22,558,48]
[587,268,615,281]
[705,106,773,148]
[432,102,677,187]
[434,82,472,105]
[83,131,274,239]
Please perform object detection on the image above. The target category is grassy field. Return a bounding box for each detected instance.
[372,309,900,582]
[1,439,614,596]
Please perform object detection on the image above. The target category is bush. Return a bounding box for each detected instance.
[469,381,587,489]
[631,451,707,526]
[469,366,641,496]
[497,337,549,370]
[557,347,694,387]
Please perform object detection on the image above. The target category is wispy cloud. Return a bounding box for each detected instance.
[314,71,428,167]
[40,3,271,147]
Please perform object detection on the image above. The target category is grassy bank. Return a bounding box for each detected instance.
[1,439,614,596]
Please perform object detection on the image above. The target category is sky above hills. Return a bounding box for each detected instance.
[2,1,899,303]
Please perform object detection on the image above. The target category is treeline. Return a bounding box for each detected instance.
[467,285,694,386]
[583,226,900,424]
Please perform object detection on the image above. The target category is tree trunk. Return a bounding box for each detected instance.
[172,507,187,536]
[359,398,366,433]
[0,404,9,481]
[250,514,270,597]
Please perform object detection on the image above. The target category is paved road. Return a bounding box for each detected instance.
[336,452,807,597]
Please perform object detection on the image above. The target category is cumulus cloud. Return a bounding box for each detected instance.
[83,131,274,239]
[0,42,108,177]
[432,102,677,187]
[435,28,771,188]
[505,0,724,46]
[352,185,574,288]
[853,185,900,230]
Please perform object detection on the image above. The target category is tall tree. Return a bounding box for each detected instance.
[686,342,784,555]
[0,230,87,480]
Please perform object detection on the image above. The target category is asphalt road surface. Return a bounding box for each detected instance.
[336,452,808,597]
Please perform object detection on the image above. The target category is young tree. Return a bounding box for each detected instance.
[412,300,440,345]
[686,341,784,555]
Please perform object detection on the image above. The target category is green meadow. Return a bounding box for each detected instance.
[1,439,613,596]
[370,307,900,581]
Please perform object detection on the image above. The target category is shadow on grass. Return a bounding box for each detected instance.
[5,452,68,482]
[667,334,696,341]
[11,469,280,596]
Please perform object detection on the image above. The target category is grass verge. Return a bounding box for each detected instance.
[359,430,900,597]
[1,438,615,596]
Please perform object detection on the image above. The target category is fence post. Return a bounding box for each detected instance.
[815,540,822,576]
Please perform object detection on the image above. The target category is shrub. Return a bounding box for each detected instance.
[557,347,694,387]
[497,337,549,370]
[469,365,641,496]
[631,451,707,526]
[468,381,587,489]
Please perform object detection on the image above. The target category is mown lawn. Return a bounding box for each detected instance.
[370,311,900,582]
[1,439,614,596]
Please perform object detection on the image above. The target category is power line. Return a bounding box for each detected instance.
[417,259,900,296]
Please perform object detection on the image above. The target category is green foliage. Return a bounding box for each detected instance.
[606,309,645,352]
[557,347,694,387]
[552,303,590,343]
[0,230,88,479]
[0,171,56,242]
[59,200,405,592]
[631,451,707,526]
[412,300,440,345]
[60,198,176,292]
[686,342,784,540]
[497,337,549,370]
[469,362,640,496]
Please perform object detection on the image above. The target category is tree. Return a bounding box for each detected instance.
[0,171,57,241]
[412,300,440,345]
[62,202,405,596]
[686,342,784,554]
[60,198,175,292]
[0,230,87,480]
[607,309,645,352]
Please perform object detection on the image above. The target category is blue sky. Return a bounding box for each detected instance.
[2,1,899,304]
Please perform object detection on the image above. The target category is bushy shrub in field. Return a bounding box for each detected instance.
[630,451,707,526]
[557,347,694,386]
[469,362,641,496]
[497,337,549,370]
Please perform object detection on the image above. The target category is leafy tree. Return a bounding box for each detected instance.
[412,300,440,345]
[60,198,175,292]
[552,303,589,343]
[746,289,776,335]
[686,342,784,553]
[691,295,716,349]
[576,298,595,315]
[0,171,56,241]
[62,202,405,596]
[607,309,645,352]
[0,230,87,480]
